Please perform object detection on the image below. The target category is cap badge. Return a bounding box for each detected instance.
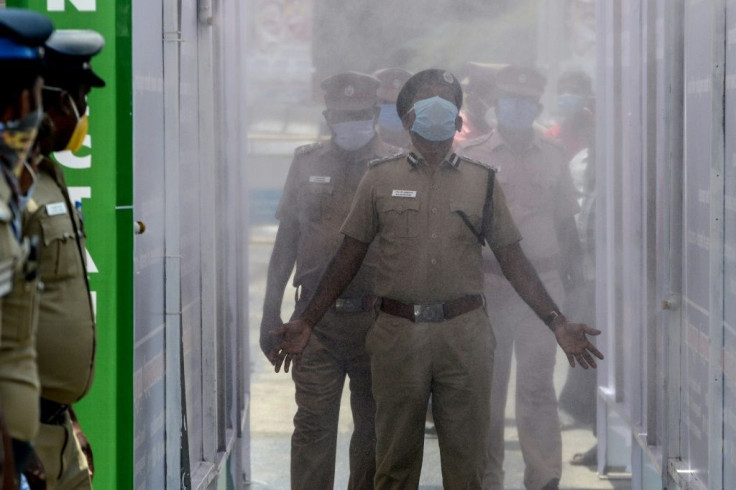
[519,74,527,84]
[344,85,355,97]
[392,79,402,88]
[443,71,454,83]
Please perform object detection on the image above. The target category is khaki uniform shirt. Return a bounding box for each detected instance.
[23,157,95,405]
[460,131,579,265]
[340,147,522,304]
[0,176,40,441]
[276,138,399,297]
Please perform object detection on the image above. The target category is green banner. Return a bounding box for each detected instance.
[6,1,133,488]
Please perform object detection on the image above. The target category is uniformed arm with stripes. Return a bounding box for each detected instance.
[493,242,604,368]
[270,235,369,372]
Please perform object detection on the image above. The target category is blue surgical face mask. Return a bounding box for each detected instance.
[496,97,539,130]
[410,96,459,142]
[378,103,404,133]
[557,93,585,117]
[331,119,376,151]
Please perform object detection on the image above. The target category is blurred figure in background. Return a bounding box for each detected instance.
[460,66,583,490]
[544,70,594,162]
[373,68,413,149]
[454,61,505,146]
[0,8,54,487]
[22,29,106,489]
[260,71,398,490]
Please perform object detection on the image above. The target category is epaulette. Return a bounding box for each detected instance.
[294,142,322,157]
[368,151,406,168]
[459,132,493,150]
[455,153,495,171]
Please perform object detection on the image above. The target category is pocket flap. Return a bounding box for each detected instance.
[379,198,420,214]
[40,216,74,246]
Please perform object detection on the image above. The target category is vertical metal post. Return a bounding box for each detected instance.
[197,0,220,464]
[660,0,685,488]
[708,1,726,488]
[163,0,184,487]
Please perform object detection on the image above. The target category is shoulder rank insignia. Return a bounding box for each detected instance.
[445,153,461,168]
[294,142,322,157]
[406,152,421,167]
[369,152,405,168]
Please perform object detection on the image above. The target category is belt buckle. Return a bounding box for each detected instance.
[413,303,444,323]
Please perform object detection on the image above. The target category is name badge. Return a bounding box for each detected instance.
[392,190,417,198]
[309,176,331,184]
[46,202,68,216]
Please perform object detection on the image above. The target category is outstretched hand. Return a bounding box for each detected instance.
[552,317,604,369]
[268,318,313,373]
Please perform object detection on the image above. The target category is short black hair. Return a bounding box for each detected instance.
[396,68,463,119]
[0,60,42,113]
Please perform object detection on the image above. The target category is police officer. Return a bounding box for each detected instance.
[454,62,506,146]
[460,66,583,490]
[544,70,595,161]
[0,7,54,485]
[271,69,602,489]
[21,29,105,489]
[260,71,398,490]
[373,68,413,149]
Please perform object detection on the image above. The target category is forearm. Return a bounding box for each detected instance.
[301,235,369,327]
[261,222,299,321]
[494,242,561,329]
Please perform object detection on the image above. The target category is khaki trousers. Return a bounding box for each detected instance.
[291,309,376,490]
[483,271,565,490]
[367,308,495,490]
[34,412,91,490]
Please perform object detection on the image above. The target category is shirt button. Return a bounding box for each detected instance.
[431,259,437,265]
[432,184,438,190]
[431,207,438,214]
[431,233,437,239]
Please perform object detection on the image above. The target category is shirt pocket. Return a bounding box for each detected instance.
[448,199,483,242]
[377,198,420,238]
[298,183,334,223]
[39,215,81,281]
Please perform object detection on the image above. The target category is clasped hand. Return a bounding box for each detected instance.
[268,318,313,373]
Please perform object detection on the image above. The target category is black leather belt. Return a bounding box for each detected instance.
[333,295,377,314]
[380,295,484,323]
[40,398,69,425]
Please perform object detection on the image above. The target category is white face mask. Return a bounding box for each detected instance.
[331,119,376,151]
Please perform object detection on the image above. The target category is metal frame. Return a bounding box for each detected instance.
[596,1,729,489]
